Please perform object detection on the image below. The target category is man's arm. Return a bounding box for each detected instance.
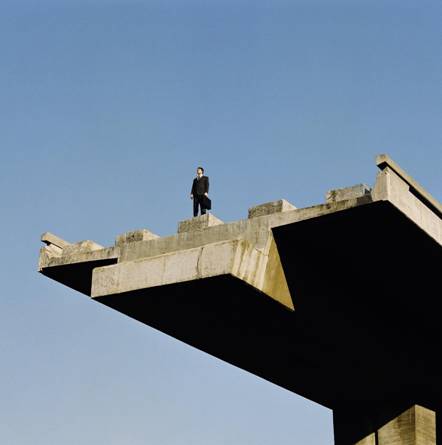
[204,176,209,195]
[190,179,195,198]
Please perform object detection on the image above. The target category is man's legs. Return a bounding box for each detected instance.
[200,196,207,215]
[193,195,207,217]
[193,196,199,217]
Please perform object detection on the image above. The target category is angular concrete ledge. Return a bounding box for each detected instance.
[39,154,442,292]
[41,232,70,249]
[92,236,293,310]
[41,232,70,256]
[373,165,441,244]
[376,154,442,219]
[38,154,442,445]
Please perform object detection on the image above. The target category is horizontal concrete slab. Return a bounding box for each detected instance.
[38,154,442,437]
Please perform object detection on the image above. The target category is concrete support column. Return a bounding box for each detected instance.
[354,405,436,445]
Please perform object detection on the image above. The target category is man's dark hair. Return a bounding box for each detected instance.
[197,166,204,173]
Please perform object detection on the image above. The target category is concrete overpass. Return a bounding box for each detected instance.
[39,155,442,445]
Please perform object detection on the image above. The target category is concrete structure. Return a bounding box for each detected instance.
[355,405,436,445]
[38,154,442,445]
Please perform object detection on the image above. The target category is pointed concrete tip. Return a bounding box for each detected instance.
[41,232,70,248]
[375,153,390,167]
[375,153,442,218]
[261,235,294,311]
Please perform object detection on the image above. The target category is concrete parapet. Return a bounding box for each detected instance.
[40,232,103,257]
[117,198,370,264]
[248,199,296,218]
[326,184,371,204]
[115,229,159,246]
[62,240,103,256]
[38,151,441,277]
[177,213,223,233]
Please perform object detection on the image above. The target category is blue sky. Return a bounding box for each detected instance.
[1,1,441,444]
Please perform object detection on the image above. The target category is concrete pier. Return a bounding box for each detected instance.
[38,155,442,444]
[355,405,436,445]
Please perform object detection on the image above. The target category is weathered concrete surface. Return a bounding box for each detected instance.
[355,405,436,445]
[248,199,296,218]
[326,184,371,203]
[115,229,159,246]
[373,155,441,244]
[378,405,435,445]
[177,213,224,233]
[92,235,292,309]
[376,154,442,219]
[41,232,70,249]
[41,232,70,256]
[38,155,442,445]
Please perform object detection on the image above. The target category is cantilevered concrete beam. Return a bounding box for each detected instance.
[38,155,442,445]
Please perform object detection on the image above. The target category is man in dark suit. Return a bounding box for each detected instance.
[190,166,209,217]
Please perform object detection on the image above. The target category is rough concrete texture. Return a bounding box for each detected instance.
[115,229,159,246]
[39,233,105,268]
[376,154,442,219]
[372,166,441,244]
[326,184,371,203]
[39,154,441,274]
[41,232,70,249]
[378,405,436,445]
[92,234,292,309]
[248,199,296,218]
[38,154,442,445]
[177,213,224,233]
[41,232,70,256]
[354,405,435,445]
[62,240,104,256]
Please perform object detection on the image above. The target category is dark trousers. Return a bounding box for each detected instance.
[193,194,207,217]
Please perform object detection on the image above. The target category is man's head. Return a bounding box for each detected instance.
[196,167,204,177]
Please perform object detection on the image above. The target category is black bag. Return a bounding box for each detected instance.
[203,196,212,210]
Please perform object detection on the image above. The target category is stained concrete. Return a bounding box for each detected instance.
[326,184,371,203]
[115,229,159,246]
[248,199,297,218]
[38,155,442,445]
[355,405,436,445]
[177,213,224,233]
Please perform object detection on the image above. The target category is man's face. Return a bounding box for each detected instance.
[197,168,203,177]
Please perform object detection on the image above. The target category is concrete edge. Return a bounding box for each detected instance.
[91,238,294,310]
[376,154,442,218]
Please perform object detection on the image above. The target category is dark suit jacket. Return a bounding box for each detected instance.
[191,176,209,196]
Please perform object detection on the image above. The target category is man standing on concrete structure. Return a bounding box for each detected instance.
[190,166,209,217]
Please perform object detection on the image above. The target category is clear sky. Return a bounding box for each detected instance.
[1,0,441,444]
